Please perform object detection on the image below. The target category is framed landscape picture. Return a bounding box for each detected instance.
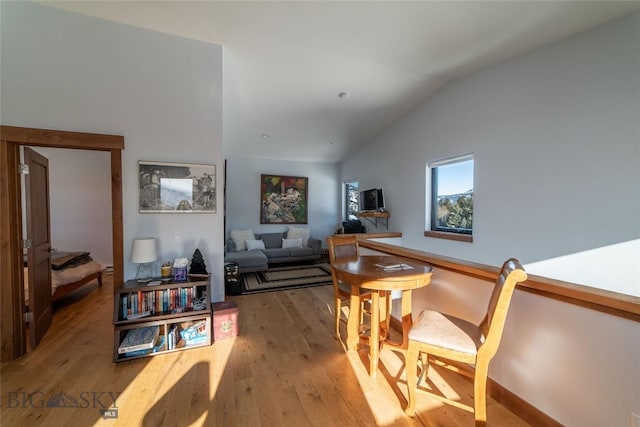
[139,161,216,213]
[260,174,308,224]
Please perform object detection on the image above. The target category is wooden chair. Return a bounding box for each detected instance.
[405,258,527,427]
[327,235,372,336]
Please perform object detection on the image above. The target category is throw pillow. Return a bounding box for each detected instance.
[246,239,266,251]
[282,237,303,249]
[287,226,310,247]
[230,228,254,251]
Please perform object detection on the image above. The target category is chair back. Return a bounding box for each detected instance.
[477,258,527,359]
[327,235,359,263]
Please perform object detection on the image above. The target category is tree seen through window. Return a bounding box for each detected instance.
[430,156,474,234]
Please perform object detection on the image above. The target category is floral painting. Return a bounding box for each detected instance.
[260,174,308,224]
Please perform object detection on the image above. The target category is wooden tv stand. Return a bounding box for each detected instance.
[358,211,390,229]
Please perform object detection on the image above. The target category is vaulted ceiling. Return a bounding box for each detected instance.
[43,1,640,162]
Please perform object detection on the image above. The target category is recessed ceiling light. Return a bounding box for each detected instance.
[338,91,350,99]
[262,134,271,139]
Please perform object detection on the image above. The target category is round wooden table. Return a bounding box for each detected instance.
[331,255,433,377]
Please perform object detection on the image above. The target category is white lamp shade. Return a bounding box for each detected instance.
[131,238,157,263]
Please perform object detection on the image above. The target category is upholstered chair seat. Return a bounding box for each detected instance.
[409,310,485,357]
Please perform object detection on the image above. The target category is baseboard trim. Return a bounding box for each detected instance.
[486,378,563,427]
[389,317,562,426]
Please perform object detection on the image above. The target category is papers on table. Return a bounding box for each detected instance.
[374,263,414,271]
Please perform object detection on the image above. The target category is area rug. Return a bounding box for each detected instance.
[242,263,332,294]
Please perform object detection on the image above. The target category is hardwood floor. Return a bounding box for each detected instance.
[1,274,529,426]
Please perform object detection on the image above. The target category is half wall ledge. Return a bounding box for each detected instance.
[337,232,402,240]
[357,237,640,323]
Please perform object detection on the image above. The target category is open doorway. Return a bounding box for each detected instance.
[24,147,114,268]
[0,125,124,362]
[21,146,113,350]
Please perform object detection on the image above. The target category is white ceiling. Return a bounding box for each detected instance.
[42,1,640,163]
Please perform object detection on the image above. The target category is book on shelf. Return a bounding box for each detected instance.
[167,325,179,350]
[154,335,166,352]
[183,334,208,346]
[118,326,160,354]
[179,320,208,346]
[126,311,150,320]
[374,262,414,271]
[180,321,207,339]
[121,285,202,320]
[122,348,150,358]
[123,335,165,357]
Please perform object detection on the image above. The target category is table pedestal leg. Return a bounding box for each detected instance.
[368,290,391,378]
[381,289,414,352]
[400,289,413,350]
[379,290,390,342]
[346,285,360,351]
[369,290,380,377]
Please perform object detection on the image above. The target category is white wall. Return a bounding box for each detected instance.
[343,13,640,272]
[343,15,640,426]
[225,157,340,246]
[30,148,113,267]
[526,239,640,297]
[1,2,225,301]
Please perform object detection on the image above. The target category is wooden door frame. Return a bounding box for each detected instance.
[0,125,124,362]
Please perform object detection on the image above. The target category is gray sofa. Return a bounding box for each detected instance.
[224,231,322,273]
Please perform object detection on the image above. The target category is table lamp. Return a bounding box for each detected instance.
[131,237,157,282]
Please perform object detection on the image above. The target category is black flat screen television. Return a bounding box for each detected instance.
[360,188,385,211]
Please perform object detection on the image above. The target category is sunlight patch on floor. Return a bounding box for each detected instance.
[187,411,209,426]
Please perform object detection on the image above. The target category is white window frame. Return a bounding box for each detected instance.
[425,153,474,243]
[343,179,359,221]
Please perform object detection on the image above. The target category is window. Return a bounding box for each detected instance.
[344,180,359,221]
[426,154,474,242]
